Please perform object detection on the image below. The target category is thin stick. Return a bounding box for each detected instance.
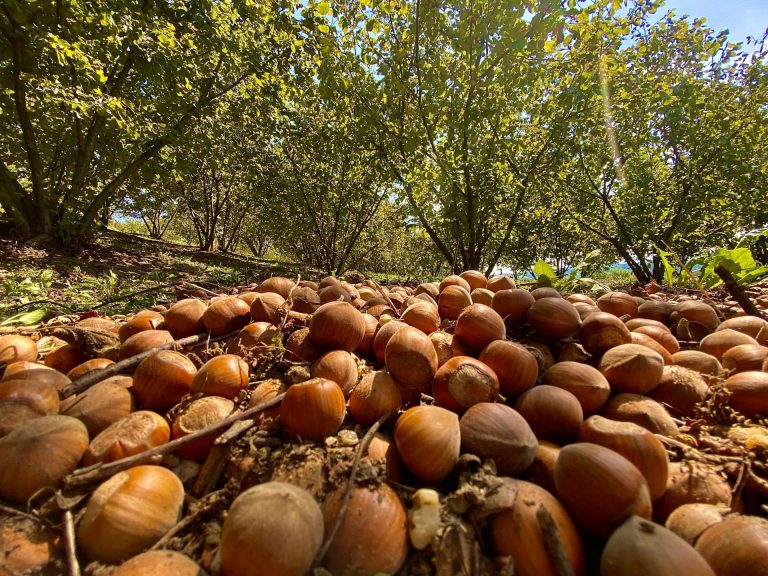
[371,280,401,318]
[0,501,43,523]
[747,470,768,497]
[732,460,750,500]
[192,445,229,498]
[60,329,240,398]
[64,393,286,488]
[150,511,200,551]
[314,415,387,567]
[63,509,81,576]
[215,419,255,445]
[536,505,575,576]
[654,434,744,464]
[89,282,179,310]
[0,326,41,336]
[150,489,226,551]
[1,298,77,313]
[180,282,222,298]
[277,274,301,333]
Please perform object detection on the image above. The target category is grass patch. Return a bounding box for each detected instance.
[0,229,328,323]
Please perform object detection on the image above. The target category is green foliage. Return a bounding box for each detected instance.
[552,1,768,283]
[1,269,55,300]
[589,266,636,291]
[689,247,768,289]
[655,247,678,287]
[654,238,768,289]
[356,203,451,279]
[0,0,304,240]
[736,227,768,265]
[344,0,580,274]
[534,260,557,287]
[533,250,614,293]
[254,53,392,276]
[0,308,48,327]
[2,0,766,285]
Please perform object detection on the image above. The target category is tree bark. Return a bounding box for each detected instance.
[6,14,50,235]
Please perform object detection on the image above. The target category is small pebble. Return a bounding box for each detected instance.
[338,429,359,446]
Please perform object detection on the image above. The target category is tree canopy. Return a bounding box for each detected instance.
[2,0,766,280]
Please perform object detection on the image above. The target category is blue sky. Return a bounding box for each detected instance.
[662,0,767,46]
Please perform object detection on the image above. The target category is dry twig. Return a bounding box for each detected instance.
[62,509,81,576]
[536,505,575,576]
[0,501,43,524]
[655,434,745,465]
[371,279,401,318]
[179,282,222,297]
[313,414,388,567]
[747,470,768,498]
[192,445,229,498]
[60,329,241,398]
[1,298,77,314]
[150,489,227,551]
[278,274,300,329]
[64,393,286,488]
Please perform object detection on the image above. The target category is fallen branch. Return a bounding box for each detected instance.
[314,415,387,568]
[60,329,241,398]
[714,264,768,320]
[64,393,286,488]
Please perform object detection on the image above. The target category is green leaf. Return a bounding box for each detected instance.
[533,259,557,287]
[655,248,676,287]
[736,227,768,248]
[1,308,47,326]
[715,248,756,273]
[698,247,758,289]
[699,274,721,290]
[318,24,330,33]
[366,18,379,33]
[317,1,331,16]
[737,265,768,285]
